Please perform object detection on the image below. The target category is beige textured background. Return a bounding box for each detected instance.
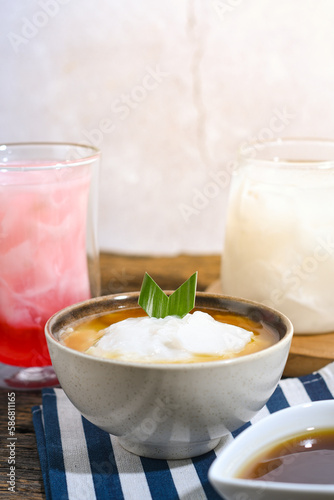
[1,0,334,255]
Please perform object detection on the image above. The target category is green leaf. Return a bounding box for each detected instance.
[168,272,197,318]
[138,273,169,318]
[138,272,198,318]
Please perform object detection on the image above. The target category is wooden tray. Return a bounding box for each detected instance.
[207,280,334,377]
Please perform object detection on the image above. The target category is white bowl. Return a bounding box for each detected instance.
[209,400,334,499]
[45,292,293,460]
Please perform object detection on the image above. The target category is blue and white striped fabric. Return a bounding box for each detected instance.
[32,362,334,500]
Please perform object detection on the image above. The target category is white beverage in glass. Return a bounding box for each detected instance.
[222,139,334,334]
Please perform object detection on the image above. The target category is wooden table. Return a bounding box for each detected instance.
[0,253,220,499]
[1,252,333,498]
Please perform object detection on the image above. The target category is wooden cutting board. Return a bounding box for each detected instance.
[207,280,334,377]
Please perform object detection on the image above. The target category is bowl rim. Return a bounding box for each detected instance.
[209,400,334,494]
[45,291,294,370]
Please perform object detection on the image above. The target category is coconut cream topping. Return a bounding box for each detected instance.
[85,311,254,362]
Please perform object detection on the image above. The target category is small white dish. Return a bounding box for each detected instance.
[209,400,334,499]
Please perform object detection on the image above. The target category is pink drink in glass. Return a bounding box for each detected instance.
[0,163,92,367]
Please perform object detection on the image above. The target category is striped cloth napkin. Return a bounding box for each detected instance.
[32,362,334,500]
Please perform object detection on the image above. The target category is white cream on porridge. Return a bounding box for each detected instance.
[60,307,279,364]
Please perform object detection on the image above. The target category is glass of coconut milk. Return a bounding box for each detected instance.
[221,138,334,334]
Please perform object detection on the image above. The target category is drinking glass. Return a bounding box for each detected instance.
[0,143,100,388]
[221,138,334,335]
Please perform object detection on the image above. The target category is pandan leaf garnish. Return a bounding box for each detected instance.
[138,272,198,318]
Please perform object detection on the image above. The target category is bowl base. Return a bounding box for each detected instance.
[118,436,221,460]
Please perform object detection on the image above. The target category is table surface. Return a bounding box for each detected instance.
[0,253,220,499]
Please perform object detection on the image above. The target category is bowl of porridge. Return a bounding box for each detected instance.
[45,292,293,459]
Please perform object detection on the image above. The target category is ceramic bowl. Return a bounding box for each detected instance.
[209,400,334,499]
[45,292,293,460]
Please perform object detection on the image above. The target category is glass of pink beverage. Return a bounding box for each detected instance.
[0,143,100,388]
